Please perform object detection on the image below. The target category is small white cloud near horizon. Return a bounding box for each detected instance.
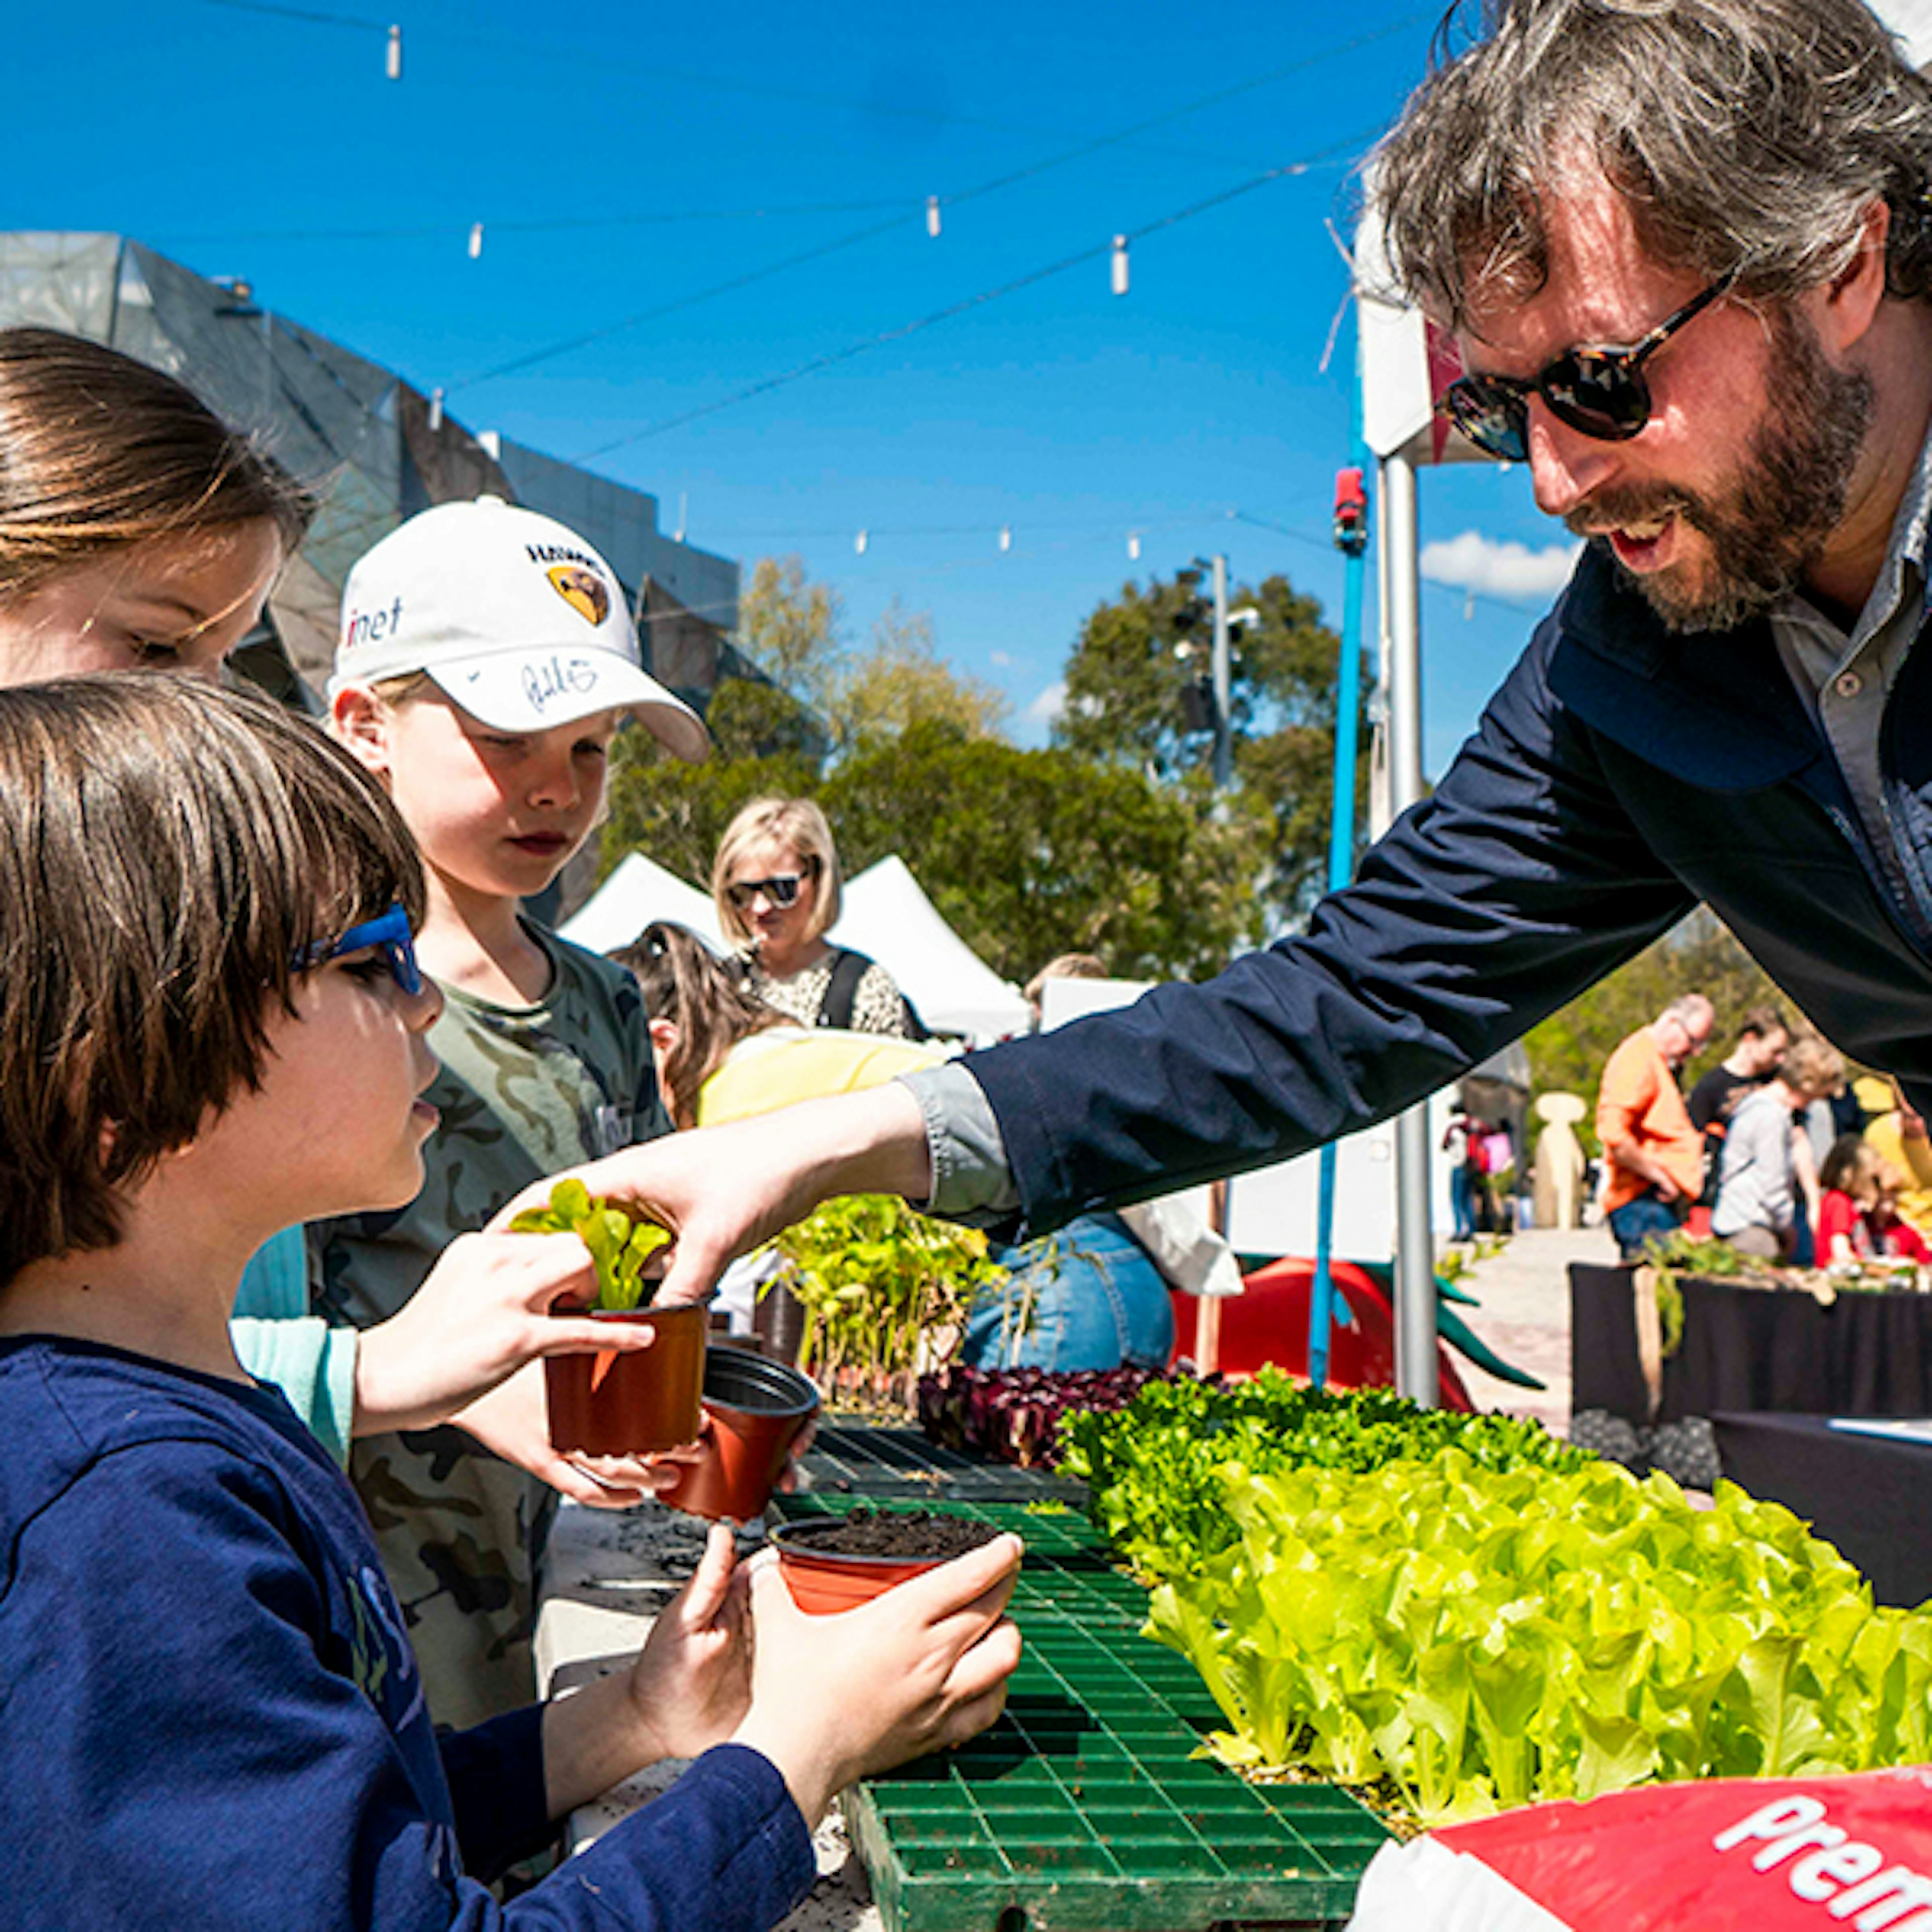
[1421,530,1582,602]
[1025,681,1066,728]
[989,649,1013,668]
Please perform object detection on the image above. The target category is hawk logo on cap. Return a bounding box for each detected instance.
[546,566,610,627]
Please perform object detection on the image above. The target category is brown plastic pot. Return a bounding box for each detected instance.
[767,1518,952,1616]
[658,1349,821,1524]
[545,1304,706,1456]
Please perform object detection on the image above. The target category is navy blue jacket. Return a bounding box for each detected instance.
[0,1337,815,1931]
[970,545,1932,1238]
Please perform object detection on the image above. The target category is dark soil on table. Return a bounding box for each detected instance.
[793,1507,1001,1558]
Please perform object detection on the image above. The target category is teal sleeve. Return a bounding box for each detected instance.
[229,1228,358,1466]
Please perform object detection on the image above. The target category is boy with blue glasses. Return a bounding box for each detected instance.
[0,674,1021,1929]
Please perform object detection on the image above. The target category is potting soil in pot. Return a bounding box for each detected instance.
[794,1506,999,1558]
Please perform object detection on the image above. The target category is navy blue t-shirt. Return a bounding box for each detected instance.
[0,1337,813,1931]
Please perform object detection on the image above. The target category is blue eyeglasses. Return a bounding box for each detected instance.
[296,903,425,995]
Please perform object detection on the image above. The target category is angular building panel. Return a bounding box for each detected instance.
[0,232,747,712]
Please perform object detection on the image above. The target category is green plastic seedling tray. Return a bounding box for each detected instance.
[771,1496,1389,1932]
[799,1423,1089,1506]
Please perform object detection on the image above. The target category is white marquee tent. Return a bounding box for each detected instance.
[830,856,1029,1042]
[560,849,1029,1042]
[559,850,723,956]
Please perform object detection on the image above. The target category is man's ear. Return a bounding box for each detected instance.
[647,1016,678,1060]
[331,684,393,776]
[1814,197,1891,356]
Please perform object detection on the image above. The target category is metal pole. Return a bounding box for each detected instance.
[1309,369,1371,1391]
[1210,553,1232,792]
[1383,447,1440,1406]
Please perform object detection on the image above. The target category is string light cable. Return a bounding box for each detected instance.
[189,0,382,28]
[571,134,1376,458]
[418,20,1422,392]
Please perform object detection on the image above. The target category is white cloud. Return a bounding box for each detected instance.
[1420,530,1582,601]
[989,649,1013,668]
[1025,681,1066,727]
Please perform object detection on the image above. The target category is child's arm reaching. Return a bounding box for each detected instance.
[531,1523,1024,1826]
[235,1227,684,1502]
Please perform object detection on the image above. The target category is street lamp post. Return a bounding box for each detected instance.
[1210,553,1232,791]
[1186,553,1255,794]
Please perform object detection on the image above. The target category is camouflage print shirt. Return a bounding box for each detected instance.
[310,918,669,1730]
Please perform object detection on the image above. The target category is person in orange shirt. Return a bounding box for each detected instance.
[1595,995,1715,1260]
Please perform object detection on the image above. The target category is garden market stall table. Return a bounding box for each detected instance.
[1570,1263,1932,1428]
[533,1423,1389,1932]
[1709,1412,1932,1610]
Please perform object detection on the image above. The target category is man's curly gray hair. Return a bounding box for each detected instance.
[1375,0,1932,329]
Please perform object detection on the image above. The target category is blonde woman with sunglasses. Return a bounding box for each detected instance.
[712,796,923,1037]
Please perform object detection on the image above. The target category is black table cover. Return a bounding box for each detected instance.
[1570,1264,1932,1422]
[1712,1411,1932,1609]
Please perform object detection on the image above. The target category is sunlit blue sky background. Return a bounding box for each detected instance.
[8,0,1582,773]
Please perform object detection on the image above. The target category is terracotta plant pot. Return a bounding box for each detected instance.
[546,1304,706,1456]
[768,1509,998,1616]
[659,1348,821,1524]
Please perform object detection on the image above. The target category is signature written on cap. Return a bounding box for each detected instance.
[522,654,602,714]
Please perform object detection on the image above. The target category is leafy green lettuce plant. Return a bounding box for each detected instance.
[1147,1451,1932,1826]
[769,1194,1007,1411]
[1059,1371,1589,1583]
[509,1178,669,1312]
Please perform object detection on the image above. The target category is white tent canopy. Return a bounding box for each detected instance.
[560,848,1029,1042]
[830,855,1029,1042]
[559,850,724,956]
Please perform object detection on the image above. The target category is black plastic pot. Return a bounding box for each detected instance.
[658,1347,821,1522]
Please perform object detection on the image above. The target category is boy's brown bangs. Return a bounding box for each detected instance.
[0,676,423,1282]
[270,702,428,987]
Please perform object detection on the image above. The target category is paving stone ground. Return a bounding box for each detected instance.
[1439,1223,1618,1441]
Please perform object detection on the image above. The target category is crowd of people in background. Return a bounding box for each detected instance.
[1589,991,1932,1269]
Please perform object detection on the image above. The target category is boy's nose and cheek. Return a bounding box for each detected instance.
[405,976,445,1032]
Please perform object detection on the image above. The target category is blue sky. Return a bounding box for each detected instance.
[11,0,1580,772]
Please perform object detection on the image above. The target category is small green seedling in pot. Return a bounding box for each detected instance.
[510,1178,670,1312]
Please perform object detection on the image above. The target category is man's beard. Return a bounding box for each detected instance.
[1568,306,1874,633]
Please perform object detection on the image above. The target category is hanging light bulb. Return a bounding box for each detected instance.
[385,23,401,79]
[926,196,941,239]
[1111,234,1130,296]
[1128,531,1142,561]
[998,525,1012,553]
[427,386,445,432]
[855,529,869,555]
[468,223,485,261]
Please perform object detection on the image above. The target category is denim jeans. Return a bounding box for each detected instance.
[960,1211,1176,1372]
[1607,1188,1684,1261]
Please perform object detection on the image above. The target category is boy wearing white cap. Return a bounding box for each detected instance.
[316,496,709,1728]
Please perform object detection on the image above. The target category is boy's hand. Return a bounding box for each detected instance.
[450,1363,691,1508]
[624,1523,753,1762]
[353,1229,657,1439]
[729,1533,1023,1826]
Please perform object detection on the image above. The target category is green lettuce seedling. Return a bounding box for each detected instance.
[509,1178,670,1312]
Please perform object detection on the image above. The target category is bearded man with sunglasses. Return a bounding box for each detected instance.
[525,0,1932,1322]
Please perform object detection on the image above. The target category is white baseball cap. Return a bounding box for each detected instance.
[331,496,710,763]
